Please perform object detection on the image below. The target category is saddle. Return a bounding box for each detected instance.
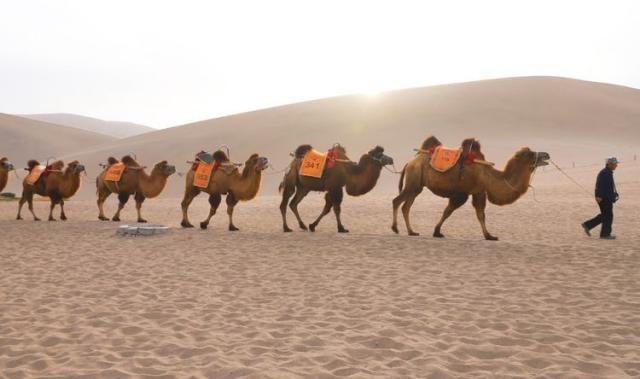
[25,165,47,185]
[192,151,238,188]
[427,146,479,173]
[299,146,340,178]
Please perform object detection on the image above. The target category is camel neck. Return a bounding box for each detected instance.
[231,168,262,201]
[139,169,168,198]
[484,161,532,205]
[345,158,382,196]
[56,169,82,198]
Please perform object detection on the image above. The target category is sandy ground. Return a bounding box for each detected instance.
[1,169,639,379]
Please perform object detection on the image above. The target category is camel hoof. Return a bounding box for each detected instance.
[298,223,308,231]
[200,222,208,230]
[99,216,109,221]
[433,232,444,238]
[391,225,399,234]
[408,231,420,236]
[283,227,293,233]
[338,228,349,233]
[112,217,120,222]
[16,216,22,220]
[34,218,41,222]
[485,235,499,241]
[181,221,194,228]
[60,216,67,221]
[49,217,56,221]
[309,223,317,232]
[229,225,240,232]
[137,219,147,223]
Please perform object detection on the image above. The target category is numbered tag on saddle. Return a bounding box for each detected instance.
[429,146,462,172]
[299,150,327,178]
[105,163,126,182]
[193,161,215,188]
[25,165,46,185]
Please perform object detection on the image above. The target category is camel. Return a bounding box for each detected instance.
[180,151,269,230]
[17,160,86,221]
[279,144,394,233]
[392,136,549,240]
[0,157,14,193]
[96,156,176,222]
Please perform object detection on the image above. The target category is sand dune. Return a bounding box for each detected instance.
[23,113,154,138]
[0,113,116,173]
[53,76,640,199]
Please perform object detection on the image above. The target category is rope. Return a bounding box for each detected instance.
[549,159,593,198]
[383,163,403,175]
[264,163,289,176]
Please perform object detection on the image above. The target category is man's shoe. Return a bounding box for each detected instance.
[581,223,591,237]
[600,235,616,240]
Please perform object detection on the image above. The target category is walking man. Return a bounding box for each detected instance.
[582,157,619,239]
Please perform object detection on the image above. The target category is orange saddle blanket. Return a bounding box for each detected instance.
[105,163,126,182]
[299,150,327,178]
[25,165,46,185]
[193,161,216,188]
[429,146,462,172]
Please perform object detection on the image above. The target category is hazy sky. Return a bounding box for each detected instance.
[1,0,639,128]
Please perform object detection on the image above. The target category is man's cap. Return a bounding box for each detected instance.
[606,157,619,165]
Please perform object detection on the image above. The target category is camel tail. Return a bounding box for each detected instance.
[398,164,407,193]
[278,178,285,194]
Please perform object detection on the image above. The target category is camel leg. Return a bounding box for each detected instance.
[16,191,28,220]
[48,199,57,221]
[134,192,147,223]
[97,190,111,221]
[200,193,221,230]
[289,186,310,230]
[330,188,349,233]
[112,192,130,222]
[60,199,67,221]
[397,188,424,236]
[433,194,469,238]
[27,195,40,221]
[181,187,200,228]
[472,193,498,241]
[280,184,295,232]
[309,192,333,232]
[226,192,240,231]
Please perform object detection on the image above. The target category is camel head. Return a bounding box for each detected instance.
[365,146,394,167]
[66,160,86,175]
[152,160,176,177]
[0,157,14,171]
[512,148,550,171]
[245,154,269,172]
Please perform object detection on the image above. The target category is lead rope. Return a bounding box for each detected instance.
[549,159,593,198]
[383,163,402,174]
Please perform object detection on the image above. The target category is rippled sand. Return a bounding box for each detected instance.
[1,175,639,378]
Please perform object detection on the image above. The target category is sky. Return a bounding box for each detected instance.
[1,0,639,129]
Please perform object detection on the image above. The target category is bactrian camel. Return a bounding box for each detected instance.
[392,136,549,240]
[17,160,86,221]
[180,151,269,231]
[96,156,176,222]
[0,157,14,193]
[279,145,393,233]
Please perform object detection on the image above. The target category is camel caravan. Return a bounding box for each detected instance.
[3,137,550,240]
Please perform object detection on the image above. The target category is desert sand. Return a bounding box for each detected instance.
[0,161,638,379]
[1,77,639,378]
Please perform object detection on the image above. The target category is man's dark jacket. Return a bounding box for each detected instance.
[595,167,617,202]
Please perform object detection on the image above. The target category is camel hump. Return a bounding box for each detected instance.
[461,138,481,152]
[121,155,140,167]
[421,135,442,150]
[294,145,313,159]
[213,150,230,162]
[49,160,64,170]
[27,160,41,170]
[107,157,119,165]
